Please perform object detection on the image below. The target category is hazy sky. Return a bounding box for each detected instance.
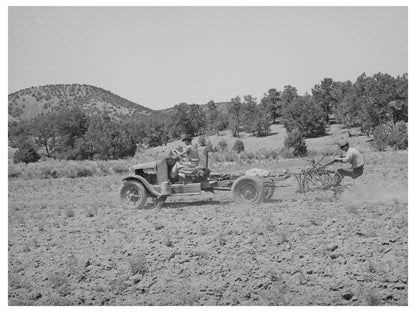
[9,6,407,110]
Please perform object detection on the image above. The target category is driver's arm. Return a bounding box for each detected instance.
[177,146,191,157]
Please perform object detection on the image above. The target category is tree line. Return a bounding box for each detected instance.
[9,72,407,163]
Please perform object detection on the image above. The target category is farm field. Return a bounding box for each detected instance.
[8,151,408,306]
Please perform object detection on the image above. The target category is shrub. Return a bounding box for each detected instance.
[217,139,228,151]
[246,152,255,160]
[13,142,40,164]
[224,151,237,162]
[198,135,208,147]
[8,160,23,178]
[111,163,130,174]
[389,121,408,150]
[279,147,294,158]
[270,150,279,159]
[232,139,245,153]
[306,149,318,157]
[284,129,307,157]
[206,141,216,152]
[53,161,94,178]
[239,152,248,161]
[371,124,390,151]
[259,149,272,160]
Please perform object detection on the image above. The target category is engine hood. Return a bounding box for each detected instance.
[131,161,158,170]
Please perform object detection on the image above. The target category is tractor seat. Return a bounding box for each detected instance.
[177,165,210,183]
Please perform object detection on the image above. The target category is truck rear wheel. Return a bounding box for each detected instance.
[231,175,265,204]
[119,180,148,210]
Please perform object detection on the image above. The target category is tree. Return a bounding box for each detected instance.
[121,118,147,145]
[31,113,57,158]
[253,102,271,137]
[53,105,89,158]
[8,119,32,148]
[228,96,243,137]
[261,88,281,123]
[205,100,220,135]
[170,103,206,138]
[241,95,258,134]
[146,122,168,148]
[84,114,136,159]
[188,104,206,136]
[361,72,398,132]
[282,95,327,137]
[390,73,408,124]
[280,85,298,111]
[311,78,337,123]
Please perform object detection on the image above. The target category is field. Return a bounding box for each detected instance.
[8,148,408,306]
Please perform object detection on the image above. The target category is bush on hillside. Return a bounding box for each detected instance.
[371,124,391,151]
[217,139,228,152]
[279,146,295,159]
[232,139,245,153]
[13,142,40,164]
[270,150,279,159]
[389,121,408,150]
[198,135,208,147]
[284,129,307,157]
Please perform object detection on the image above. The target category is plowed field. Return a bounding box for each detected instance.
[8,151,408,305]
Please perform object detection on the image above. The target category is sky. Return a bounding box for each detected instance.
[8,6,408,110]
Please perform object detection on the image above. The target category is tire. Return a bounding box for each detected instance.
[264,186,275,201]
[119,180,148,210]
[231,175,265,204]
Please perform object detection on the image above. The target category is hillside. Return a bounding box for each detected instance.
[8,84,153,120]
[147,124,372,157]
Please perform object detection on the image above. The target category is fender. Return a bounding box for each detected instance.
[121,175,161,197]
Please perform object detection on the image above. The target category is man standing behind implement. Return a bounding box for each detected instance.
[332,138,365,186]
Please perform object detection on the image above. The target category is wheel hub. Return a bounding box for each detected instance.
[239,183,256,201]
[126,188,140,203]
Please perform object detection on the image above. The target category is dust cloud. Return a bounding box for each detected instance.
[341,185,408,205]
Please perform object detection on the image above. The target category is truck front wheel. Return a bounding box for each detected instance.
[119,180,148,210]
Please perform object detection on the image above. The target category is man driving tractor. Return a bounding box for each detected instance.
[331,138,365,186]
[171,136,200,179]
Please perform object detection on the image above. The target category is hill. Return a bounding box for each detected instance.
[8,84,154,120]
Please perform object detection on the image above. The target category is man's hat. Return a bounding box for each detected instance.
[181,136,193,142]
[336,138,349,148]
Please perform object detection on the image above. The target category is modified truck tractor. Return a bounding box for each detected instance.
[119,148,290,209]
